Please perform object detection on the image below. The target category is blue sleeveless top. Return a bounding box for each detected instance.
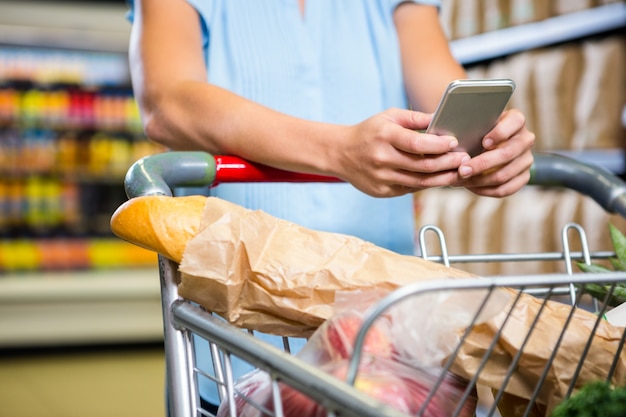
[192,0,425,255]
[130,0,441,255]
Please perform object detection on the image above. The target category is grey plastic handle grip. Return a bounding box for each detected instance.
[124,151,626,218]
[124,151,216,198]
[529,152,626,218]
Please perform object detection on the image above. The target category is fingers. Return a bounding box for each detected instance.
[459,109,535,178]
[397,131,460,156]
[355,168,464,198]
[460,149,534,197]
[382,108,459,155]
[375,136,469,180]
[453,108,535,197]
[391,126,459,156]
[385,107,433,131]
[481,109,528,151]
[464,169,531,197]
[348,146,469,197]
[460,141,530,179]
[396,167,464,189]
[352,152,468,197]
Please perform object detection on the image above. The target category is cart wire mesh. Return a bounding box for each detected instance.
[163,221,626,417]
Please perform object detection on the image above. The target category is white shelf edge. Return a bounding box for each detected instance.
[451,3,626,65]
[0,25,130,54]
[0,268,164,347]
[0,268,161,302]
[0,1,131,53]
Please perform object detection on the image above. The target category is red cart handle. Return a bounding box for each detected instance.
[213,155,340,185]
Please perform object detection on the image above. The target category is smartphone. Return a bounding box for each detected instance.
[426,79,515,157]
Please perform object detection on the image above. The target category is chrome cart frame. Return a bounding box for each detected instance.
[123,152,626,417]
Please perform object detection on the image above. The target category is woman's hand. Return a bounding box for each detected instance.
[333,108,469,197]
[333,107,535,199]
[455,109,535,197]
[393,4,535,199]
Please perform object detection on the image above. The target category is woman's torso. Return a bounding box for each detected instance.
[188,0,417,254]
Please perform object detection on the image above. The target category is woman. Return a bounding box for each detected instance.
[127,0,535,411]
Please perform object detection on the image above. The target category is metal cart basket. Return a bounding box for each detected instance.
[122,151,626,417]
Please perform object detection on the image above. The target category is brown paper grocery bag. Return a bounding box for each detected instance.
[178,197,477,337]
[452,288,626,414]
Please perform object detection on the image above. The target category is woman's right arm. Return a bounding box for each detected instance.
[128,0,340,170]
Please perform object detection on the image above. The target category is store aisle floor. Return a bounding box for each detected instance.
[0,344,166,417]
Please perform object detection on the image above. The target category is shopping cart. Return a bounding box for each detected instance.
[121,151,626,417]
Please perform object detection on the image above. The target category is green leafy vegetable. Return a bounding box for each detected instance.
[576,224,626,307]
[551,381,626,417]
[609,223,626,269]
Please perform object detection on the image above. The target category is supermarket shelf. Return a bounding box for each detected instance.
[0,1,131,53]
[0,268,163,347]
[1,3,624,59]
[451,3,626,65]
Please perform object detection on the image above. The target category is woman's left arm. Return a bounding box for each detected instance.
[394,2,535,197]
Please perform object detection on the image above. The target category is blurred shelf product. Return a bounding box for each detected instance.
[0,46,130,86]
[449,2,626,65]
[0,2,167,347]
[0,1,131,53]
[0,238,158,272]
[0,49,165,273]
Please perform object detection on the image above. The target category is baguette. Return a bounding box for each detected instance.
[110,195,207,263]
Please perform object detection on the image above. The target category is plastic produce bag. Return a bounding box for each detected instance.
[217,293,479,417]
